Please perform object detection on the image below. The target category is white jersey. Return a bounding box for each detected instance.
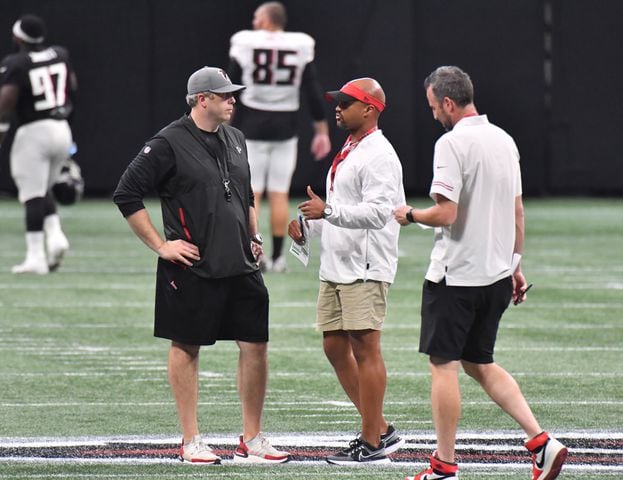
[229,29,315,112]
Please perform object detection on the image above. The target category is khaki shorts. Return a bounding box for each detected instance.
[316,280,389,332]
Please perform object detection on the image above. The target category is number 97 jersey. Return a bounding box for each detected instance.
[229,29,315,113]
[0,45,75,126]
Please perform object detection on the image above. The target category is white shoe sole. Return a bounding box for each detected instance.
[47,246,69,271]
[180,456,221,465]
[11,263,49,274]
[326,456,391,466]
[233,453,290,464]
[384,437,405,455]
[536,446,568,480]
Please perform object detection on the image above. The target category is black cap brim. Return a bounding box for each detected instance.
[324,91,357,103]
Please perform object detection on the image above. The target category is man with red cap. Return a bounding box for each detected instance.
[289,77,406,465]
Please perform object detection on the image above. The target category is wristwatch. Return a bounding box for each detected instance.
[323,204,333,218]
[250,233,263,245]
[406,209,415,223]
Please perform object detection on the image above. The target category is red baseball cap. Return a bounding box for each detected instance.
[325,81,386,112]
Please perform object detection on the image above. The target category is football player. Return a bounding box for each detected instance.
[0,14,77,274]
[229,1,331,272]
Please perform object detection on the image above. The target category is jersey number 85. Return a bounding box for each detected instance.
[252,48,297,86]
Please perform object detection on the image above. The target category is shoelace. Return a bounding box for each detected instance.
[257,435,270,451]
[345,438,364,454]
[189,438,211,453]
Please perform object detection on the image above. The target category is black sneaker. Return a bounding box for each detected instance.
[326,437,390,465]
[380,424,405,454]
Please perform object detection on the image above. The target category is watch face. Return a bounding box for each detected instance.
[324,205,332,217]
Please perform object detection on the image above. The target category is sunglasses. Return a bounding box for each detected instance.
[337,99,357,109]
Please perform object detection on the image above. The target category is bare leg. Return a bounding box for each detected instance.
[168,342,201,443]
[323,331,361,412]
[237,340,268,441]
[462,360,542,438]
[429,358,461,463]
[267,191,289,240]
[350,330,387,447]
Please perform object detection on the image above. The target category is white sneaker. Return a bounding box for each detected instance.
[526,432,568,480]
[233,433,290,464]
[268,256,287,273]
[11,256,49,275]
[46,235,69,271]
[12,232,48,274]
[180,435,221,464]
[44,215,69,271]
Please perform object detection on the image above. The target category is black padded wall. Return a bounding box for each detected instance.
[0,0,621,197]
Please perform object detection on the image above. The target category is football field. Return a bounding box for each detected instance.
[0,196,621,479]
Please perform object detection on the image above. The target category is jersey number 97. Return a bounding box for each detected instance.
[28,62,68,111]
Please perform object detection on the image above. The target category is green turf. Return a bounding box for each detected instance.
[0,196,621,479]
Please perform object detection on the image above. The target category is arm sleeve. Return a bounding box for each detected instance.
[113,138,175,217]
[429,137,462,203]
[301,62,326,122]
[327,152,403,230]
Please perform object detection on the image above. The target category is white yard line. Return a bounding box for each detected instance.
[1,400,622,408]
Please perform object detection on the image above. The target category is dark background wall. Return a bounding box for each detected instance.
[0,0,621,197]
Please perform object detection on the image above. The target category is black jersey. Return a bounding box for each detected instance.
[0,45,75,126]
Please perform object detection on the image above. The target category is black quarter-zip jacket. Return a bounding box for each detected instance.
[113,114,258,279]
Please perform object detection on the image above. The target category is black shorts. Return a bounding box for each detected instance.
[154,259,269,346]
[419,276,513,363]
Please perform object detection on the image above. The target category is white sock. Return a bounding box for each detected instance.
[25,231,46,260]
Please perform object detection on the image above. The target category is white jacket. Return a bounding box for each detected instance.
[307,130,405,284]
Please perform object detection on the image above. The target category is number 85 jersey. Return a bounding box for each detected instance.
[229,29,315,112]
[0,45,76,126]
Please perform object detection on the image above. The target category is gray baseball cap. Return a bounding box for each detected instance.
[187,67,245,95]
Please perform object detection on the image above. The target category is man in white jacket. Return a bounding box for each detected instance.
[288,77,406,465]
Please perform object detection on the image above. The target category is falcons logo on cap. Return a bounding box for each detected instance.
[218,69,230,81]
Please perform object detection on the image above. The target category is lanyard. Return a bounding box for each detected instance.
[329,127,377,191]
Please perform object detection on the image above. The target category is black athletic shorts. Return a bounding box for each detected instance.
[419,276,513,363]
[154,259,269,346]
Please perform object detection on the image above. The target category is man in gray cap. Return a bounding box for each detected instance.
[113,66,289,465]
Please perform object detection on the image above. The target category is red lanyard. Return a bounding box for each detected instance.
[329,127,377,191]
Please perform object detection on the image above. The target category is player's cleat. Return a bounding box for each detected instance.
[179,435,222,464]
[233,433,290,464]
[405,452,459,480]
[269,256,287,273]
[44,215,70,271]
[46,235,69,272]
[381,424,405,454]
[525,432,568,480]
[12,232,48,274]
[326,437,390,465]
[11,256,49,274]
